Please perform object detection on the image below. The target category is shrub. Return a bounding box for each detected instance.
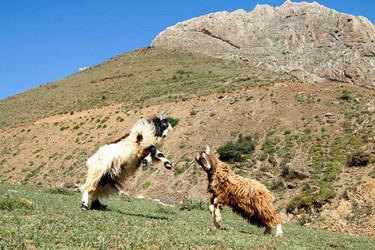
[167,117,180,128]
[297,214,313,226]
[0,195,33,211]
[217,135,256,162]
[142,182,151,190]
[339,89,353,101]
[100,116,110,124]
[280,161,295,180]
[286,185,335,214]
[270,178,286,191]
[116,116,125,122]
[347,151,370,167]
[246,96,254,101]
[179,199,207,211]
[369,167,375,178]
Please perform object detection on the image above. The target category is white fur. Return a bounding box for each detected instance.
[80,117,171,209]
[276,224,283,237]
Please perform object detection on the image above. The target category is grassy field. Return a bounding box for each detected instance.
[1,184,374,249]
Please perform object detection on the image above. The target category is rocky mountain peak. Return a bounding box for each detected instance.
[152,1,375,88]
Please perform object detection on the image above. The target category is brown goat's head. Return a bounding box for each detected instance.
[195,146,216,173]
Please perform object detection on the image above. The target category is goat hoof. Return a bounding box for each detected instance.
[276,232,284,238]
[81,202,89,211]
[141,159,148,167]
[214,223,222,229]
[164,162,172,169]
[264,227,272,235]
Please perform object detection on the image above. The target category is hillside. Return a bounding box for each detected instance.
[0,74,374,237]
[0,47,288,128]
[0,1,375,240]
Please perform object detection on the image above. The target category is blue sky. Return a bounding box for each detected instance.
[0,0,374,101]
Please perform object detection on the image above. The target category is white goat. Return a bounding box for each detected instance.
[80,111,172,210]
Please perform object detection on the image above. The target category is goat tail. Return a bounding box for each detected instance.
[81,147,122,195]
[80,166,103,193]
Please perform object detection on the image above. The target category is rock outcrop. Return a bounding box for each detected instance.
[152,1,375,88]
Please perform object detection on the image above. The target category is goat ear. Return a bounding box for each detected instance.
[205,146,211,154]
[201,153,211,170]
[160,110,167,120]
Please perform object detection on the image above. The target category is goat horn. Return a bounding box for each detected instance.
[160,110,167,120]
[206,146,211,154]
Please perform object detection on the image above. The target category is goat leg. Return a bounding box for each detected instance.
[213,197,222,228]
[144,145,172,169]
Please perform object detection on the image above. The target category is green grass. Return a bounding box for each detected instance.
[1,184,374,249]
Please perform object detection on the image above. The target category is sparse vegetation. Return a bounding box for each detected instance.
[261,130,280,160]
[22,163,46,183]
[174,154,192,176]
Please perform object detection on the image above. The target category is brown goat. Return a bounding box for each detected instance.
[195,146,283,237]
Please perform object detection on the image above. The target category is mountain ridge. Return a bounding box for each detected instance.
[152,1,375,88]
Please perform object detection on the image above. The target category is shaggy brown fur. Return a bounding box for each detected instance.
[195,146,283,237]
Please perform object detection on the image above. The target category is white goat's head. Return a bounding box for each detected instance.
[149,110,172,138]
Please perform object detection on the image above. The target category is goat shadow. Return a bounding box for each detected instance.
[108,208,170,221]
[208,225,253,235]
